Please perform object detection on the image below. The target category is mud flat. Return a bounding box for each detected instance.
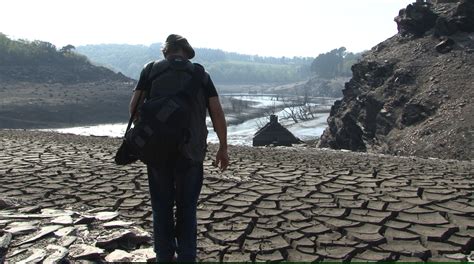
[0,130,473,262]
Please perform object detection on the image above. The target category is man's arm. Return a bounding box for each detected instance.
[208,96,229,171]
[129,90,145,123]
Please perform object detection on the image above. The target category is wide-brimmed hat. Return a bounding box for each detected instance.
[165,34,195,59]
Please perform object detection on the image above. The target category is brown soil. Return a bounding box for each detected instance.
[0,81,135,129]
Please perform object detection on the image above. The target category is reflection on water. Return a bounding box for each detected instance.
[48,113,329,146]
[46,95,333,146]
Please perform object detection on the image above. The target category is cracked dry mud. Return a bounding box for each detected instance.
[0,130,473,262]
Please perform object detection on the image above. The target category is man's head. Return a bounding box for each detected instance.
[162,34,195,59]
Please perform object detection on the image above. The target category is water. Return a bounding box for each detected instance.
[47,95,332,146]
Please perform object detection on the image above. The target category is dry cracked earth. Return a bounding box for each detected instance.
[0,130,473,262]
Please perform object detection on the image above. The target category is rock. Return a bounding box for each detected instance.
[41,208,74,216]
[0,197,17,209]
[17,248,47,264]
[434,17,458,36]
[51,215,74,225]
[435,38,455,53]
[0,213,53,219]
[130,247,156,262]
[18,205,42,214]
[6,248,27,259]
[54,226,75,237]
[16,225,63,246]
[0,219,10,228]
[69,244,104,260]
[394,2,438,37]
[95,227,151,250]
[0,232,12,256]
[4,224,37,236]
[74,215,95,225]
[401,103,434,126]
[103,220,134,228]
[58,235,77,247]
[317,0,473,160]
[94,211,119,221]
[105,249,133,262]
[43,245,68,264]
[454,0,474,32]
[445,253,468,261]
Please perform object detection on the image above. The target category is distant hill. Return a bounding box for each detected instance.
[0,33,131,84]
[0,33,134,128]
[318,0,474,160]
[76,44,314,84]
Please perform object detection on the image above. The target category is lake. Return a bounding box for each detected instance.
[46,95,334,146]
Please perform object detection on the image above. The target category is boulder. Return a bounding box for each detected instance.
[395,2,438,36]
[434,17,458,36]
[401,103,435,126]
[454,0,474,32]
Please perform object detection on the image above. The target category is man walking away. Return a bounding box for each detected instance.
[129,34,229,262]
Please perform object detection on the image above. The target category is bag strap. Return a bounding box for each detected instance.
[188,63,205,97]
[123,90,144,137]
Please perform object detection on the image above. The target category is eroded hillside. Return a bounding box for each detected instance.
[319,0,473,160]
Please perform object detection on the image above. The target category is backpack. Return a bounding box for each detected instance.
[124,60,205,166]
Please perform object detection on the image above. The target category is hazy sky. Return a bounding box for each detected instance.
[1,0,414,57]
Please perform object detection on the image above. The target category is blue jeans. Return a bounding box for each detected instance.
[147,157,203,262]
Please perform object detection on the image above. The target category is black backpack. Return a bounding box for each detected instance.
[124,60,205,166]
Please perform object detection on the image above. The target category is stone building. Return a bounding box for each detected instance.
[253,115,302,146]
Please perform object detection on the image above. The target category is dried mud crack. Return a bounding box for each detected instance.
[0,130,473,262]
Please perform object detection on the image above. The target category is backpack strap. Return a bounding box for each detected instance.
[144,60,171,99]
[175,63,205,99]
[148,60,171,82]
[191,63,205,92]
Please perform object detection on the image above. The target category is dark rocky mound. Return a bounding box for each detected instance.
[318,0,474,160]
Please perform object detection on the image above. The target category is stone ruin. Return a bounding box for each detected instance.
[253,115,302,147]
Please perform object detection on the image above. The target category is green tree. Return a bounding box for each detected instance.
[60,44,76,53]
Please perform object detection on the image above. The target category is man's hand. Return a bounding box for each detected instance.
[209,96,228,171]
[214,147,229,171]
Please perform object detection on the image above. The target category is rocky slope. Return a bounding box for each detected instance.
[318,0,474,160]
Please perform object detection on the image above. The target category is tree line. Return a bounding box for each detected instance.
[0,33,88,66]
[76,44,315,84]
[1,32,362,85]
[310,47,361,79]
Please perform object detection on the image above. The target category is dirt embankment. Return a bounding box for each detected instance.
[319,0,474,160]
[0,81,135,129]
